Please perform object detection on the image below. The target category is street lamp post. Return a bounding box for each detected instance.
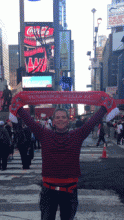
[94,26,98,91]
[91,8,97,51]
[93,18,102,91]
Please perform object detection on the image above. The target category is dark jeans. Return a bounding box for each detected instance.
[0,144,9,170]
[18,144,30,169]
[39,185,78,220]
[96,135,106,146]
[117,133,122,144]
[0,156,8,170]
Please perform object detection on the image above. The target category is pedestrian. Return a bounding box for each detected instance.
[17,119,30,169]
[31,132,36,150]
[113,120,117,138]
[0,121,11,170]
[96,122,106,147]
[121,121,124,144]
[106,121,111,138]
[75,116,84,128]
[116,121,123,145]
[41,118,45,128]
[23,123,33,165]
[45,116,52,130]
[9,95,119,220]
[1,85,12,111]
[4,119,14,159]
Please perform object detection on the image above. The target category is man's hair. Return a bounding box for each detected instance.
[53,108,69,119]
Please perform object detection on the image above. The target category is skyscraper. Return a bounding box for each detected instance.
[9,45,19,89]
[0,22,9,89]
[59,0,67,29]
[112,0,124,4]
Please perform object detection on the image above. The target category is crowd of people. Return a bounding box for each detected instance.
[0,116,53,171]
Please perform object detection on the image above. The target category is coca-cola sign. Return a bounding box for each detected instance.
[25,26,54,38]
[24,22,55,74]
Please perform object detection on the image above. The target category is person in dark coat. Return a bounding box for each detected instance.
[75,116,84,128]
[96,122,106,147]
[1,85,12,111]
[17,119,30,169]
[4,119,14,159]
[0,121,11,170]
[23,123,33,166]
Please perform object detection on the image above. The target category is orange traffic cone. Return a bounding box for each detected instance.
[100,143,108,159]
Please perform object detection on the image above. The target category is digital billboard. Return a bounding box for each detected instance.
[24,22,55,74]
[59,76,72,91]
[22,76,52,88]
[107,3,124,28]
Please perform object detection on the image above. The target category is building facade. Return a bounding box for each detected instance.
[112,0,124,4]
[9,45,19,89]
[59,0,67,29]
[0,24,9,89]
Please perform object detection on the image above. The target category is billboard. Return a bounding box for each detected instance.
[22,76,52,88]
[113,31,124,51]
[59,30,71,71]
[24,22,55,74]
[107,3,124,28]
[106,86,118,97]
[59,76,72,91]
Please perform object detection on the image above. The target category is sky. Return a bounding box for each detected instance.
[0,0,112,114]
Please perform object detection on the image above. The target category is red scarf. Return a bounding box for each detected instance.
[9,91,119,123]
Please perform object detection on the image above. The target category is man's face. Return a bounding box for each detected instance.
[53,110,69,133]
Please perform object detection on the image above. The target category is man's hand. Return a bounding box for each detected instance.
[100,96,119,122]
[9,93,26,123]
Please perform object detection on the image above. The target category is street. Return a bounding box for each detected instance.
[0,133,124,219]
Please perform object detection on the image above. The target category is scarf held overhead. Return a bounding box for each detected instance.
[9,91,119,123]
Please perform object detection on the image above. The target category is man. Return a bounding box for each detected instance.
[9,94,119,220]
[45,117,52,130]
[96,122,106,147]
[0,121,11,170]
[75,116,84,128]
[116,121,123,145]
[4,119,14,160]
[1,85,12,111]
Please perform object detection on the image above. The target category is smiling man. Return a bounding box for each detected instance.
[52,109,69,133]
[9,94,119,220]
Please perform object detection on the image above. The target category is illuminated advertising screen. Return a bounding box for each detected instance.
[59,76,72,91]
[107,3,124,28]
[24,22,55,74]
[22,76,52,88]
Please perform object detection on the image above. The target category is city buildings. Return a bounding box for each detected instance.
[86,0,124,114]
[9,45,19,90]
[0,23,9,90]
[15,0,76,118]
[112,0,124,4]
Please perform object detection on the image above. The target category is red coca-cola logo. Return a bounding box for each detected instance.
[25,26,54,38]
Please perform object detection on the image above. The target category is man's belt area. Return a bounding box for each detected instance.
[43,182,77,193]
